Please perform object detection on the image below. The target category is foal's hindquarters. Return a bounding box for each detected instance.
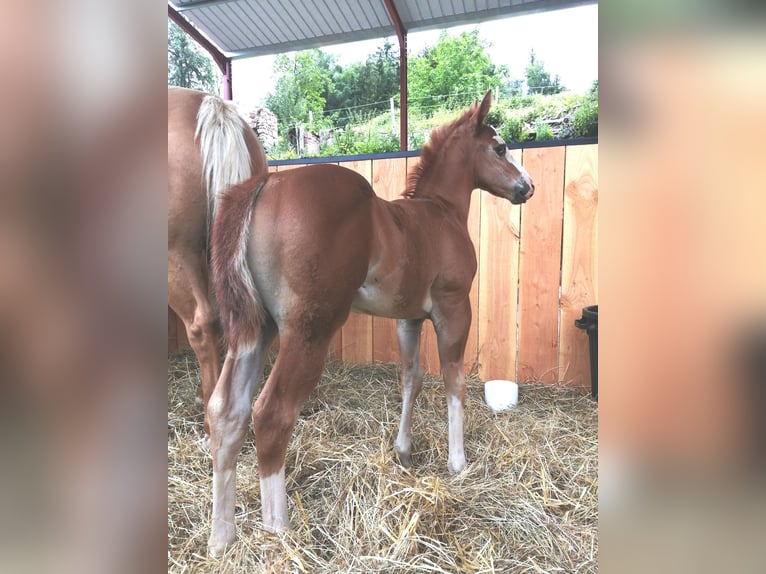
[206,166,374,555]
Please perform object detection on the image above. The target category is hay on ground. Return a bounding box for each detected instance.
[168,349,598,573]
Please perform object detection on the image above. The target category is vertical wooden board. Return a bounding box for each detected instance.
[372,156,406,201]
[478,191,522,382]
[406,155,441,374]
[168,307,178,352]
[559,145,598,387]
[371,157,408,363]
[339,160,373,364]
[517,147,566,382]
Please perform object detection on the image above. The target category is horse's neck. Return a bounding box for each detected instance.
[414,157,473,225]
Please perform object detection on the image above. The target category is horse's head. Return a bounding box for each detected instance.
[471,91,535,204]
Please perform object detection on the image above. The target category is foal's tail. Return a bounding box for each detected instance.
[210,175,268,350]
[196,93,268,349]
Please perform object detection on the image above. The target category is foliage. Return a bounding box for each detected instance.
[534,122,554,141]
[498,116,524,142]
[167,20,217,92]
[525,50,565,95]
[322,127,400,156]
[572,98,598,137]
[255,30,596,158]
[408,30,508,114]
[589,79,598,99]
[265,50,336,136]
[326,40,399,125]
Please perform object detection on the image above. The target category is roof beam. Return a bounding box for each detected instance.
[172,0,239,13]
[383,0,408,151]
[168,3,233,99]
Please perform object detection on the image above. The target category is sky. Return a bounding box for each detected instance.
[230,4,597,112]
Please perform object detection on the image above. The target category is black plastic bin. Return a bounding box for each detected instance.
[575,305,598,400]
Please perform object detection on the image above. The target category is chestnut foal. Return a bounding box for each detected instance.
[168,86,268,430]
[206,91,534,555]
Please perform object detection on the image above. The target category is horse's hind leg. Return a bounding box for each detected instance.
[395,318,425,468]
[207,319,277,557]
[433,299,472,474]
[251,329,333,532]
[168,250,221,433]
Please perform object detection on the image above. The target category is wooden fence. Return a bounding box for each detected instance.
[168,143,598,386]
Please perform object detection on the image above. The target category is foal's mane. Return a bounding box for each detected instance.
[403,101,480,199]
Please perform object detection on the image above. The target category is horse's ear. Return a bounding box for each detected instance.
[475,90,492,132]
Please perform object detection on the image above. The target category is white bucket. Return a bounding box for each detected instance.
[484,379,519,412]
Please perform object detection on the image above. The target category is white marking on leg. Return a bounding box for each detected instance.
[395,383,416,460]
[260,465,289,532]
[209,465,237,557]
[207,347,268,556]
[447,394,466,474]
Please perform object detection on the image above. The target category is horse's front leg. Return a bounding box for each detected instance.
[432,299,471,474]
[395,318,425,468]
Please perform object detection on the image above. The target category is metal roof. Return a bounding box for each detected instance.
[169,0,595,59]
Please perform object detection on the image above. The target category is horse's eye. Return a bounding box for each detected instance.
[494,144,506,157]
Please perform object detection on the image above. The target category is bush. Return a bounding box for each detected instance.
[572,99,598,137]
[484,108,506,129]
[534,122,554,141]
[498,116,524,142]
[321,128,399,156]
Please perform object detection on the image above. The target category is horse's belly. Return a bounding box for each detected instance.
[351,282,428,319]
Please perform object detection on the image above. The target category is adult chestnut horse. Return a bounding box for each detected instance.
[168,86,267,429]
[206,91,534,555]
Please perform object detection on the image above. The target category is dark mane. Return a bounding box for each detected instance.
[403,101,480,198]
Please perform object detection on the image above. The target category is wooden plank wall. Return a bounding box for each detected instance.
[168,143,598,387]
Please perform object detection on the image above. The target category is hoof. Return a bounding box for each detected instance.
[395,448,412,469]
[208,533,234,558]
[208,542,227,558]
[448,458,466,475]
[208,520,235,557]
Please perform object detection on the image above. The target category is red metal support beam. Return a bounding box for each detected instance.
[383,0,408,151]
[168,4,233,100]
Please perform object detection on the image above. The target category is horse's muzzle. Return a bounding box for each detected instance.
[510,179,535,204]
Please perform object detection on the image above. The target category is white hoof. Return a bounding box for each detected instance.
[448,456,466,475]
[208,530,234,558]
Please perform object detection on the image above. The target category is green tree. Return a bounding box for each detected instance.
[265,49,335,135]
[524,49,565,95]
[408,30,508,113]
[326,40,399,126]
[167,20,217,92]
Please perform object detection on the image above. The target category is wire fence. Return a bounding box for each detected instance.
[256,86,596,159]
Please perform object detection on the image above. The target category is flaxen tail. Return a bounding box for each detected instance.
[195,94,258,240]
[210,175,268,350]
[195,94,267,349]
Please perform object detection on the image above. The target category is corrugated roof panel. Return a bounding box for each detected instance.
[170,0,594,58]
[288,0,324,38]
[265,0,302,43]
[237,1,279,46]
[210,5,251,49]
[186,8,234,50]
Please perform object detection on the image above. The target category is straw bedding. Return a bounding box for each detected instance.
[168,349,597,573]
